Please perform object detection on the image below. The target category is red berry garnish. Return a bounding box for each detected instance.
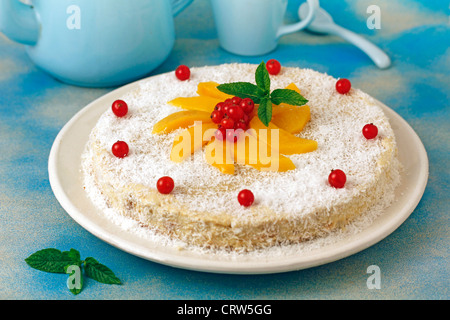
[242,113,249,124]
[227,105,244,122]
[226,129,244,143]
[336,78,351,94]
[210,110,224,124]
[226,129,236,142]
[215,127,226,141]
[266,59,281,75]
[223,104,231,116]
[215,102,225,113]
[221,117,234,129]
[240,98,255,114]
[238,189,255,207]
[362,123,378,139]
[223,98,234,107]
[235,121,247,131]
[231,96,242,105]
[328,169,347,189]
[175,65,190,81]
[112,100,128,117]
[157,176,174,194]
[112,141,129,158]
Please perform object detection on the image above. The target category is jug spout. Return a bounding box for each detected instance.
[0,0,39,45]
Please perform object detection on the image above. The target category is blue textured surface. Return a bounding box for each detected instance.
[0,0,448,299]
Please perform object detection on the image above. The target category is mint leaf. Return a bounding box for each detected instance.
[270,89,308,106]
[65,264,84,295]
[84,257,121,285]
[217,82,265,103]
[25,248,81,274]
[26,248,121,295]
[68,276,83,295]
[258,98,273,127]
[65,248,81,263]
[255,61,270,94]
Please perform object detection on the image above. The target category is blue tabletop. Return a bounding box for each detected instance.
[0,0,448,300]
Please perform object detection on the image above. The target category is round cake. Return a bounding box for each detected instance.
[81,63,401,252]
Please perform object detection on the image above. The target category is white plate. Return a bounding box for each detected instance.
[48,75,429,275]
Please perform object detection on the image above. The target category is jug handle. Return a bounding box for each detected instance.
[0,0,39,45]
[171,0,193,17]
[276,0,318,38]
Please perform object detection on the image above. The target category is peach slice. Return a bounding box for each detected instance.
[272,82,303,114]
[285,82,301,92]
[271,105,311,134]
[197,81,233,100]
[249,117,317,155]
[170,122,217,162]
[261,82,313,135]
[152,110,212,134]
[204,139,235,175]
[233,133,296,172]
[168,96,222,113]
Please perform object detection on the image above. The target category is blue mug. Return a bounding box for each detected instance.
[0,0,193,87]
[211,0,318,56]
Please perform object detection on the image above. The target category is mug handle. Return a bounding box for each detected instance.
[276,0,319,38]
[171,0,194,17]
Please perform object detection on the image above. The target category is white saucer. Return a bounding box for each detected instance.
[48,73,428,274]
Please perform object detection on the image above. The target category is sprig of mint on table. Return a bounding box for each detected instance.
[217,61,308,126]
[25,248,121,295]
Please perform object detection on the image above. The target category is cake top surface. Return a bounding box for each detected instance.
[86,63,396,218]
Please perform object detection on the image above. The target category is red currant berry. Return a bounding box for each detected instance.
[226,129,236,143]
[231,96,242,105]
[215,102,225,113]
[226,129,244,143]
[227,105,244,122]
[336,78,351,94]
[362,123,378,139]
[328,169,347,189]
[175,65,190,81]
[112,141,129,158]
[224,98,233,105]
[242,114,249,124]
[235,121,247,131]
[222,103,231,116]
[240,98,255,114]
[266,59,281,75]
[112,100,128,117]
[215,127,226,141]
[238,189,255,207]
[210,110,224,124]
[221,117,234,129]
[157,176,174,194]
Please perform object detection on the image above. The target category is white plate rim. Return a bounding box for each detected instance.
[48,73,429,275]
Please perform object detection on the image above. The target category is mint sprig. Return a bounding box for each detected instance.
[217,61,308,126]
[216,82,264,103]
[25,248,121,295]
[255,61,271,94]
[84,257,121,285]
[258,97,272,128]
